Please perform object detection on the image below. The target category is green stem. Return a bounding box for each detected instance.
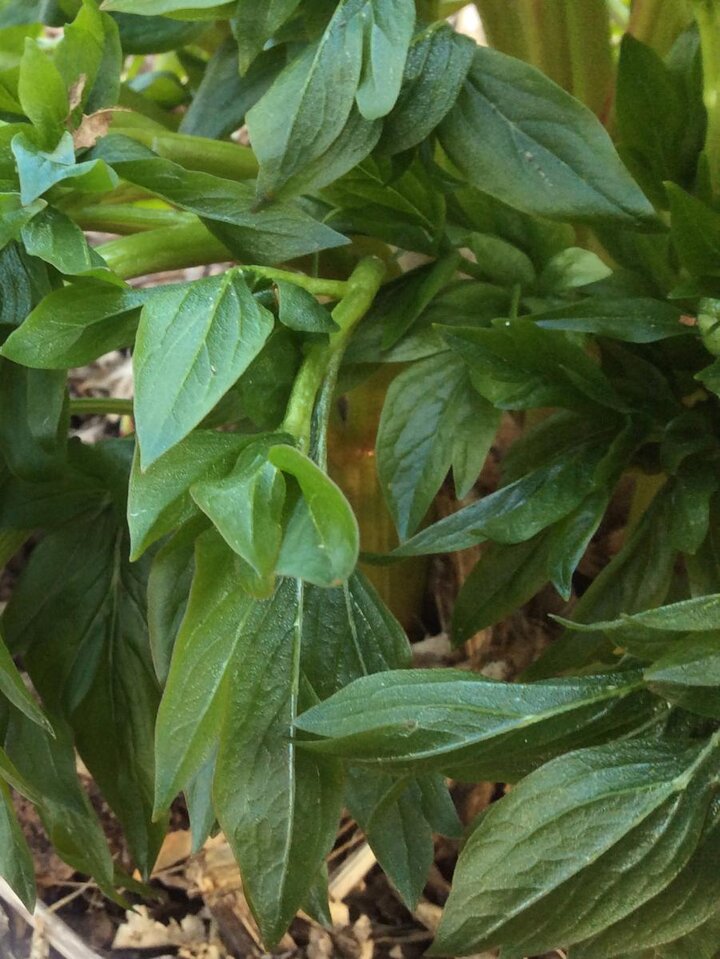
[628,0,693,55]
[473,0,531,62]
[694,0,720,195]
[282,257,386,451]
[115,127,259,181]
[244,267,348,299]
[563,0,614,119]
[67,204,196,234]
[97,222,232,279]
[69,397,134,416]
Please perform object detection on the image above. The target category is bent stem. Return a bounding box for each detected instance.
[282,257,386,452]
[69,398,134,417]
[97,222,232,279]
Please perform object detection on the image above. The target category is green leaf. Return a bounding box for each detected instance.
[615,35,686,201]
[393,435,610,557]
[354,0,414,121]
[128,429,259,559]
[301,571,411,701]
[451,532,554,640]
[345,769,437,908]
[3,507,164,875]
[0,362,68,481]
[54,0,121,115]
[537,247,612,292]
[276,280,337,333]
[17,37,67,146]
[12,130,118,205]
[0,778,35,910]
[20,206,111,278]
[1,280,144,369]
[465,232,536,287]
[378,23,475,155]
[91,135,348,262]
[433,736,720,958]
[296,668,655,783]
[213,578,344,947]
[4,711,115,891]
[191,438,286,594]
[153,530,252,811]
[529,297,690,343]
[180,40,283,139]
[323,156,447,255]
[0,627,52,731]
[0,194,46,252]
[558,593,720,636]
[645,632,720,719]
[667,183,720,278]
[438,47,656,226]
[246,0,379,200]
[231,0,300,74]
[376,354,497,539]
[147,517,203,685]
[134,271,274,467]
[184,753,216,853]
[270,444,359,587]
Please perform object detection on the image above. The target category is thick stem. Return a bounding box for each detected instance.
[282,257,385,451]
[694,0,720,195]
[69,398,134,416]
[67,204,196,234]
[628,0,694,55]
[563,0,614,119]
[115,127,259,181]
[473,0,531,62]
[97,222,232,279]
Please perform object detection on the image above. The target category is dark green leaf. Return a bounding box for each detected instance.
[0,778,35,910]
[91,135,348,262]
[246,0,379,200]
[451,532,553,640]
[442,320,626,413]
[301,571,411,701]
[276,280,337,333]
[54,0,121,115]
[433,736,720,958]
[112,12,206,54]
[668,183,720,278]
[378,23,474,155]
[213,578,344,946]
[393,437,609,557]
[376,354,497,539]
[345,769,436,909]
[128,430,256,558]
[181,41,283,139]
[530,297,690,343]
[296,668,655,783]
[558,593,720,636]
[147,517,203,685]
[20,207,111,278]
[134,271,274,467]
[537,247,611,292]
[0,363,68,481]
[4,711,115,890]
[438,48,656,225]
[615,35,686,201]
[0,628,52,731]
[645,632,720,718]
[1,280,143,369]
[231,0,300,74]
[3,508,164,875]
